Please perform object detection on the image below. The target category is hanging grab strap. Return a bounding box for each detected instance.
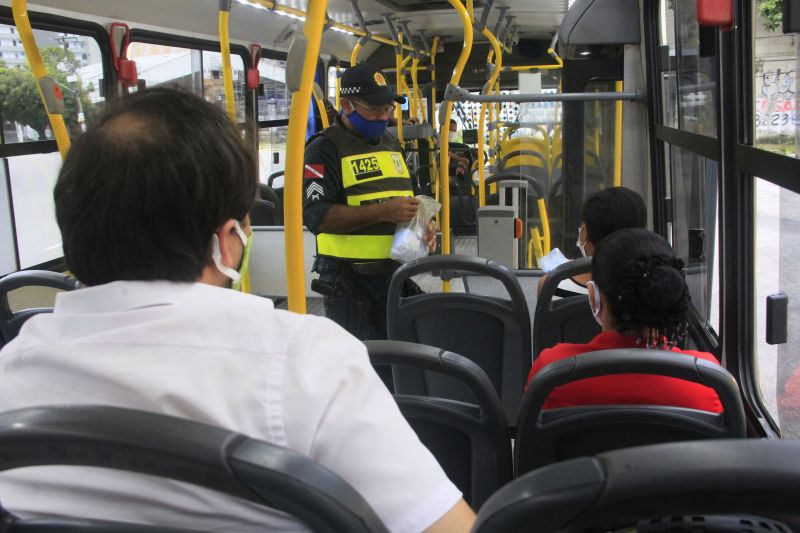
[110,22,138,91]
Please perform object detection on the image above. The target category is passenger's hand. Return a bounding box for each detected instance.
[424,220,437,252]
[382,197,420,224]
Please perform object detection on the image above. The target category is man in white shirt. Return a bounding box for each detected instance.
[0,88,474,532]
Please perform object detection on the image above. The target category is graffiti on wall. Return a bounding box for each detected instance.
[756,69,799,135]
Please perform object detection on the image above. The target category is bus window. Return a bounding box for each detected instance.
[257,57,289,182]
[668,145,718,335]
[0,163,15,276]
[259,126,287,185]
[755,179,800,438]
[126,44,246,123]
[753,3,799,159]
[327,64,337,103]
[672,0,718,137]
[660,0,679,128]
[0,26,105,269]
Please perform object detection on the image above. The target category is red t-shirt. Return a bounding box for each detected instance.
[527,331,723,413]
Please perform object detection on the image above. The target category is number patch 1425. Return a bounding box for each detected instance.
[350,156,382,180]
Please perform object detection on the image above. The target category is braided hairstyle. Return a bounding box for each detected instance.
[592,228,690,348]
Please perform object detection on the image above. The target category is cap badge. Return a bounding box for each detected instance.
[374,72,387,87]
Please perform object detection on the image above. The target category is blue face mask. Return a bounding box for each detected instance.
[346,108,388,140]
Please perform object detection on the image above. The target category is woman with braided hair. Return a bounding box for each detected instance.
[527,228,723,412]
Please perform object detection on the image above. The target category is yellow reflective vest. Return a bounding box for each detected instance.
[316,123,414,261]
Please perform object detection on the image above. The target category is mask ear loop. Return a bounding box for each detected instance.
[212,220,248,283]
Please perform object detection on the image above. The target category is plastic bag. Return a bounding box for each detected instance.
[390,195,441,263]
[538,247,570,273]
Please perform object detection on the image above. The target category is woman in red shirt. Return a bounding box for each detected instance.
[528,228,723,413]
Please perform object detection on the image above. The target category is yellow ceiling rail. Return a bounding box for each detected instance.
[283,0,328,314]
[240,0,428,56]
[219,1,237,122]
[440,0,473,292]
[12,0,70,159]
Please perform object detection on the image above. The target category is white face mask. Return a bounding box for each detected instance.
[586,280,603,326]
[211,220,249,285]
[448,131,457,142]
[576,225,588,257]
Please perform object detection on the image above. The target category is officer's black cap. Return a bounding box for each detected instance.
[340,63,406,106]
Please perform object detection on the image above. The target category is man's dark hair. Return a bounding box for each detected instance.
[592,228,689,346]
[55,87,257,285]
[581,186,646,245]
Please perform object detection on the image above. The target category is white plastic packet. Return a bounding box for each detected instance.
[538,247,570,273]
[390,195,441,263]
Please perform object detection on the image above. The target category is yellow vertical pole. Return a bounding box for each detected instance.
[12,0,70,159]
[395,32,405,144]
[478,29,503,207]
[218,3,237,122]
[441,0,474,292]
[284,0,328,314]
[614,80,623,187]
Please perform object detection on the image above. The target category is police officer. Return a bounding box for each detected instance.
[303,63,432,340]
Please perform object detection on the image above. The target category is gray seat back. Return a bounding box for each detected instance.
[387,255,532,421]
[0,405,388,533]
[532,257,599,358]
[366,340,511,507]
[0,271,79,348]
[516,349,746,475]
[475,439,800,533]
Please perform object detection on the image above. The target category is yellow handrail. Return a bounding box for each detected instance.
[312,84,330,129]
[441,0,474,291]
[219,7,237,122]
[350,41,362,66]
[477,27,503,207]
[284,0,328,314]
[538,197,550,253]
[394,32,404,144]
[614,80,623,187]
[12,0,70,159]
[243,0,428,56]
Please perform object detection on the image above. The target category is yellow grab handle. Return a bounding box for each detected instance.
[218,6,237,123]
[12,0,70,159]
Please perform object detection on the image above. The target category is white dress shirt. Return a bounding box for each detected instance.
[0,281,461,532]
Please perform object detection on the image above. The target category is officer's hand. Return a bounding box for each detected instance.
[424,220,437,252]
[382,197,420,224]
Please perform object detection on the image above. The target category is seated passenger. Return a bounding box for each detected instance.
[537,186,646,296]
[0,88,473,533]
[528,228,722,413]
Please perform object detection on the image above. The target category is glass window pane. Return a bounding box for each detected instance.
[258,58,289,122]
[128,44,246,122]
[753,4,800,158]
[674,0,717,136]
[0,161,17,275]
[8,152,62,268]
[583,80,618,193]
[755,178,800,438]
[259,126,287,185]
[668,144,719,333]
[660,0,679,128]
[328,65,337,102]
[0,26,105,143]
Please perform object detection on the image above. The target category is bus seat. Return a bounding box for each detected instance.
[515,349,746,475]
[387,255,532,422]
[365,340,512,507]
[250,198,279,226]
[0,405,388,533]
[0,271,79,348]
[533,257,599,358]
[475,439,798,532]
